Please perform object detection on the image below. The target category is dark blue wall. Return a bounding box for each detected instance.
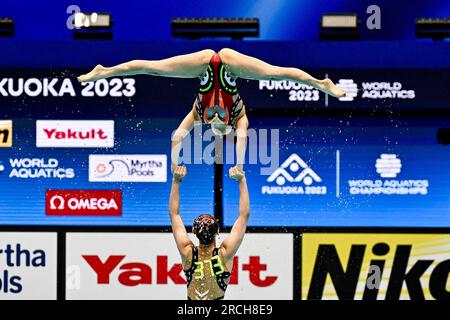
[0,0,449,41]
[1,40,450,68]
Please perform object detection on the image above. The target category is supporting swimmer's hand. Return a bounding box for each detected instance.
[173,165,187,183]
[77,64,108,83]
[229,166,245,182]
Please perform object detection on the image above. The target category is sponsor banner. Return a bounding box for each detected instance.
[335,79,415,101]
[46,190,122,216]
[89,155,167,182]
[0,232,57,300]
[36,120,114,148]
[260,152,428,197]
[0,120,12,147]
[302,233,450,300]
[2,69,450,117]
[246,69,450,110]
[0,158,75,179]
[66,233,293,300]
[0,118,215,226]
[348,153,429,196]
[0,76,136,98]
[258,78,415,103]
[224,128,449,227]
[261,153,327,195]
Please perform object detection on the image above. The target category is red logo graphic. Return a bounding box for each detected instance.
[43,128,108,140]
[46,190,122,216]
[83,255,277,287]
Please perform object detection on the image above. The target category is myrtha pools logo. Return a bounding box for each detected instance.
[261,153,326,195]
[348,154,429,195]
[89,155,167,182]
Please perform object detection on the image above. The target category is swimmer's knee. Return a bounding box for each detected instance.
[218,48,237,64]
[199,49,216,64]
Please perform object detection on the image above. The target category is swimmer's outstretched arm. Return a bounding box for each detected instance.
[169,166,193,258]
[234,116,249,172]
[77,49,215,82]
[171,110,196,173]
[219,167,250,262]
[218,48,345,98]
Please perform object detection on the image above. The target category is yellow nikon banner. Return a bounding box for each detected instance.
[302,233,450,300]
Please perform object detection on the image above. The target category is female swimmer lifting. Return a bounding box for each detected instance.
[78,48,346,172]
[169,165,249,300]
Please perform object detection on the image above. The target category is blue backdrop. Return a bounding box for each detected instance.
[0,117,215,226]
[0,40,449,227]
[223,116,450,227]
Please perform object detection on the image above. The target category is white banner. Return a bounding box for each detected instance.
[89,155,167,182]
[66,233,293,300]
[0,232,57,300]
[36,120,114,148]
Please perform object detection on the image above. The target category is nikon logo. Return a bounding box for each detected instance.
[303,234,450,300]
[0,120,12,147]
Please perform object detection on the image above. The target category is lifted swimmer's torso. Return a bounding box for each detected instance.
[193,53,245,128]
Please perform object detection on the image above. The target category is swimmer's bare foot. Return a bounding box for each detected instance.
[319,78,346,98]
[77,64,108,83]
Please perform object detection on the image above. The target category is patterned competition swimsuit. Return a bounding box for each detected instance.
[195,53,244,128]
[184,247,231,300]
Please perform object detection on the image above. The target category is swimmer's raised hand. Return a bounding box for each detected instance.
[173,165,187,183]
[77,64,108,83]
[229,166,245,182]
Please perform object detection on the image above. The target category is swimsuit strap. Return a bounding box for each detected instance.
[184,246,198,288]
[195,95,204,121]
[212,248,231,292]
[229,95,243,126]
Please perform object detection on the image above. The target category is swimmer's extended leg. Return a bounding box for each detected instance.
[77,49,215,82]
[218,48,345,98]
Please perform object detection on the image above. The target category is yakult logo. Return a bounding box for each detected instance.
[65,233,293,300]
[36,120,114,148]
[82,255,277,287]
[46,190,122,216]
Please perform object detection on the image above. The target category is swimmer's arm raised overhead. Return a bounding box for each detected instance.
[219,167,250,262]
[218,48,345,98]
[77,49,216,82]
[169,166,193,258]
[171,110,196,173]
